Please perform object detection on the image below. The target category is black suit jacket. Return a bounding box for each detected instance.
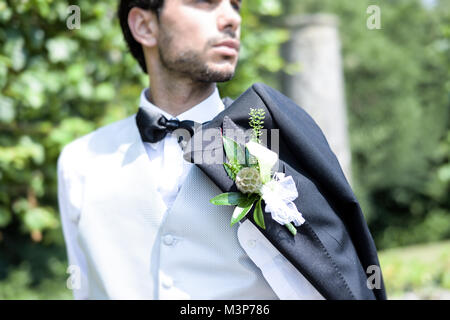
[184,83,387,300]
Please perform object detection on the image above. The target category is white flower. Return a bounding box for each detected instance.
[245,141,278,184]
[260,172,305,226]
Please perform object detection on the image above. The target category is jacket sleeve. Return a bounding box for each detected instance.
[252,82,387,300]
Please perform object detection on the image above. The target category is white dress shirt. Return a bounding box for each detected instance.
[58,86,324,300]
[138,87,224,212]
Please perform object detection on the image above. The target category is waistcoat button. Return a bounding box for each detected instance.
[163,234,174,246]
[247,239,256,248]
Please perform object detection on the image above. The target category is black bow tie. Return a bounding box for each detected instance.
[135,107,203,144]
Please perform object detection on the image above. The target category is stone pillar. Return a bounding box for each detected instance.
[280,14,352,183]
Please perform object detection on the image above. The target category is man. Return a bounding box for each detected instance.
[58,0,386,300]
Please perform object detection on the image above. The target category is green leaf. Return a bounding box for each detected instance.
[223,161,243,180]
[238,193,259,207]
[223,163,236,180]
[223,163,236,181]
[245,146,258,167]
[231,200,255,227]
[210,192,245,206]
[23,207,59,231]
[223,135,245,165]
[0,207,12,228]
[253,197,265,229]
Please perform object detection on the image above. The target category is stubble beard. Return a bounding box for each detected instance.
[157,26,236,83]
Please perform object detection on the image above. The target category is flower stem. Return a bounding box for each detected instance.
[285,223,297,236]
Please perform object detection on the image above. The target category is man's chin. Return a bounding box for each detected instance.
[194,66,236,83]
[198,72,234,83]
[199,62,237,82]
[213,72,235,82]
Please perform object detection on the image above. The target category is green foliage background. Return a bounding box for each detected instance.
[282,0,449,250]
[0,0,448,298]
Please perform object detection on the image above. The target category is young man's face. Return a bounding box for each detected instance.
[156,0,242,82]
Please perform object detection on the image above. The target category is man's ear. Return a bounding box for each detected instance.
[127,7,158,48]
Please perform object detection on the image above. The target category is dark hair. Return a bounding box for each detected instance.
[118,0,165,74]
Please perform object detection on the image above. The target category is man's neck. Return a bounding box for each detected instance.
[146,80,216,117]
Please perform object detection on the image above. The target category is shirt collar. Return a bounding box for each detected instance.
[139,86,224,149]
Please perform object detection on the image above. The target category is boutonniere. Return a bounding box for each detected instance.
[209,108,305,236]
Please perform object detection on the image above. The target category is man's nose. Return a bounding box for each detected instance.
[217,1,241,33]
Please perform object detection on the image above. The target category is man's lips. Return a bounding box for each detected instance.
[213,39,240,56]
[214,39,240,50]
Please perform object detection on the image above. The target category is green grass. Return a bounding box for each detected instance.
[378,240,450,299]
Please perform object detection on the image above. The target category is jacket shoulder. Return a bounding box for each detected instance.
[251,82,324,134]
[251,82,308,116]
[251,82,285,98]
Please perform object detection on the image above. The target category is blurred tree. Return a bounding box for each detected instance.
[282,0,450,249]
